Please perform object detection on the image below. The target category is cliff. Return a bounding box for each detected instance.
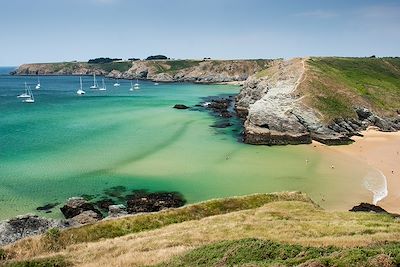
[11,59,272,83]
[236,57,400,145]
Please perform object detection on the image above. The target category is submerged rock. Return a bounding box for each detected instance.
[126,191,186,214]
[60,197,102,219]
[0,214,65,246]
[95,198,116,212]
[173,104,190,109]
[36,202,59,212]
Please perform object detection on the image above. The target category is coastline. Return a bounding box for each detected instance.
[312,128,400,214]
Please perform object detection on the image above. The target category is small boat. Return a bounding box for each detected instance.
[134,79,140,90]
[154,82,159,86]
[113,78,120,87]
[35,76,41,89]
[77,77,86,95]
[17,82,31,98]
[99,78,107,91]
[22,86,34,103]
[129,81,134,91]
[90,73,99,89]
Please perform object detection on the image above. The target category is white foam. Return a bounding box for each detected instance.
[363,169,388,205]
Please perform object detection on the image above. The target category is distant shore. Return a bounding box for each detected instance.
[313,128,400,214]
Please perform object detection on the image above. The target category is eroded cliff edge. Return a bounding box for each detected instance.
[236,57,400,145]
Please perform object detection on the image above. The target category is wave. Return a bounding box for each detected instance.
[363,169,388,205]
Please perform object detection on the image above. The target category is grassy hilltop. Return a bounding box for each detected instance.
[2,192,400,267]
[300,57,400,122]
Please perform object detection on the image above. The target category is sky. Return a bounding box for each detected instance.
[1,0,399,65]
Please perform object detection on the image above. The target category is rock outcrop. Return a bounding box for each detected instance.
[60,197,102,220]
[0,214,66,246]
[126,191,186,214]
[235,58,400,145]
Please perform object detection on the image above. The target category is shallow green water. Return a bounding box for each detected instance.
[0,75,377,219]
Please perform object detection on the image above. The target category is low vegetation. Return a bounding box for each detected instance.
[162,238,400,267]
[302,57,400,121]
[0,256,70,267]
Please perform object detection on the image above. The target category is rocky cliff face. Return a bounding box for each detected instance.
[12,60,271,84]
[236,58,400,145]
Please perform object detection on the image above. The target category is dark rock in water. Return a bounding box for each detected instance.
[349,203,388,214]
[60,197,102,219]
[0,214,65,246]
[173,104,190,109]
[211,121,233,128]
[126,191,186,214]
[104,186,127,199]
[36,202,59,211]
[95,198,116,212]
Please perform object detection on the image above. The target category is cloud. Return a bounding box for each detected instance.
[294,10,338,19]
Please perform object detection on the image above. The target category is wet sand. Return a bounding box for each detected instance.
[313,128,400,213]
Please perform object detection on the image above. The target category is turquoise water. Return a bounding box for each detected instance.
[0,75,375,219]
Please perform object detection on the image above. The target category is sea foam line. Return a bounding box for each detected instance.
[363,169,388,205]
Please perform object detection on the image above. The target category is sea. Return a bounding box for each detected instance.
[0,71,382,219]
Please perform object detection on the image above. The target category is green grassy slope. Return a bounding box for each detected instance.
[303,57,400,121]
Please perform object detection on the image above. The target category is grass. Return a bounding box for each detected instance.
[89,61,132,72]
[161,238,400,267]
[304,57,400,121]
[0,256,70,267]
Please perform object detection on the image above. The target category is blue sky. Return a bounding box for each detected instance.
[1,0,399,65]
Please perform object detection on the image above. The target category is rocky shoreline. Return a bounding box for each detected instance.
[0,189,185,246]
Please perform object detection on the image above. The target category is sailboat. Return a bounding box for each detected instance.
[134,79,140,90]
[22,86,35,103]
[129,81,134,91]
[90,73,99,89]
[77,77,86,95]
[113,78,120,87]
[154,82,159,86]
[17,82,31,98]
[35,76,41,89]
[99,78,107,91]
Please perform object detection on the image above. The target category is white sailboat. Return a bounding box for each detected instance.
[22,86,35,103]
[77,77,86,95]
[99,78,107,91]
[17,82,31,98]
[90,73,99,89]
[129,81,134,91]
[113,78,120,87]
[154,82,159,86]
[35,76,41,89]
[134,79,140,90]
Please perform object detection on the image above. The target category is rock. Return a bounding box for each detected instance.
[173,104,190,110]
[69,210,102,225]
[108,204,128,218]
[60,197,102,219]
[349,203,388,213]
[210,121,233,128]
[126,191,186,214]
[36,202,59,211]
[356,107,373,120]
[0,214,65,246]
[95,198,116,212]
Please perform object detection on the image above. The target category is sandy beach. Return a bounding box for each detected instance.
[313,128,400,213]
